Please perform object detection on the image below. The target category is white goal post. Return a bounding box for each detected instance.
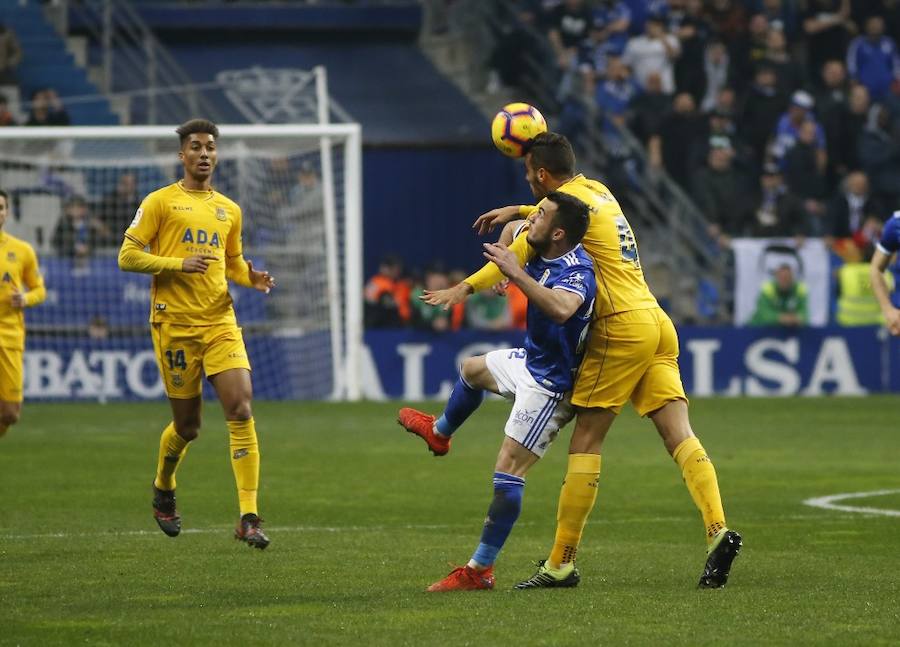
[0,123,363,401]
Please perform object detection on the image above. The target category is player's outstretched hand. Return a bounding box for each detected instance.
[492,278,510,296]
[182,254,218,273]
[247,260,275,294]
[9,287,25,309]
[473,205,522,236]
[421,283,473,310]
[885,307,900,336]
[483,242,522,279]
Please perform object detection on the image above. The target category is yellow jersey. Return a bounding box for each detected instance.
[0,231,46,349]
[466,174,658,318]
[123,182,245,326]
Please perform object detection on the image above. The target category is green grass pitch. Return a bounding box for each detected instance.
[1,397,899,645]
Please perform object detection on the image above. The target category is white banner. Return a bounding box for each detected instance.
[732,238,831,326]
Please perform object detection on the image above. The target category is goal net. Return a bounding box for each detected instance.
[0,124,363,401]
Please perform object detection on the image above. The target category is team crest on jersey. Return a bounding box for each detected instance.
[130,207,143,228]
[7,251,15,261]
[216,207,227,221]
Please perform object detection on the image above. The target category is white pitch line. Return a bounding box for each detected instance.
[803,489,900,518]
[0,516,696,541]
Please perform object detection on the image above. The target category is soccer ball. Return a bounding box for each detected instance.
[491,103,547,158]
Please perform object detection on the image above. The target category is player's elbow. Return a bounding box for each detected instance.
[549,306,573,325]
[117,247,135,272]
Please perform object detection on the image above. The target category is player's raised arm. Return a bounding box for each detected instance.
[463,228,536,294]
[472,204,532,236]
[871,247,900,335]
[224,206,275,293]
[483,242,582,324]
[421,225,537,310]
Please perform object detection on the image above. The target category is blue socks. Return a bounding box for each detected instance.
[435,375,484,437]
[470,472,525,568]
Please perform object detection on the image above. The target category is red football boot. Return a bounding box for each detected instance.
[426,565,495,592]
[397,407,451,456]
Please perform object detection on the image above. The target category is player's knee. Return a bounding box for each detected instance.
[175,416,201,440]
[0,407,20,428]
[224,399,252,421]
[460,357,481,385]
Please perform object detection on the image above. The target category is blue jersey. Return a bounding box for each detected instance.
[877,210,900,308]
[522,244,596,393]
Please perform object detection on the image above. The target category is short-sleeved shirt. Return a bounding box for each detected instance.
[0,232,43,349]
[548,3,594,49]
[522,244,597,393]
[125,182,244,325]
[876,210,900,258]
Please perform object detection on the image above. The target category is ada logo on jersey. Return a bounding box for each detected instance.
[181,228,222,247]
[129,207,143,229]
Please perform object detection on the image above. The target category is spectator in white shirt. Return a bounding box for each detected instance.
[622,15,681,93]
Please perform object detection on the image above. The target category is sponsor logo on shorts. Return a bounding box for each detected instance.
[233,448,249,459]
[155,303,166,311]
[513,408,539,426]
[228,352,245,359]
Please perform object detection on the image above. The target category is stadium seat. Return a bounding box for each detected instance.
[19,194,63,253]
[0,169,40,192]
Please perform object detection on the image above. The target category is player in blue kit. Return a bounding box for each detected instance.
[398,191,596,591]
[871,210,900,334]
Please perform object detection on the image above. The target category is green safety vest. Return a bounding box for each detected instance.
[836,263,892,326]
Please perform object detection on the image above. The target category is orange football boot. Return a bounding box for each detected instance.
[397,407,451,456]
[426,565,495,592]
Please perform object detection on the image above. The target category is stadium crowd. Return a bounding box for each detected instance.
[494,0,900,257]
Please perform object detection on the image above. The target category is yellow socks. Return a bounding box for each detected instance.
[228,418,260,517]
[154,422,190,491]
[673,436,726,545]
[548,453,601,569]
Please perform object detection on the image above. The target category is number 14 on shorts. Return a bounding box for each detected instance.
[165,349,187,370]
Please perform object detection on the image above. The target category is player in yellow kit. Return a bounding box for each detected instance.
[0,189,46,438]
[424,133,741,588]
[118,119,275,548]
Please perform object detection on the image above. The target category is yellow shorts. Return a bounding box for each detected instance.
[151,323,251,399]
[572,307,687,416]
[0,345,24,403]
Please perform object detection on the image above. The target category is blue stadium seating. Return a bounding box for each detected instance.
[0,2,118,124]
